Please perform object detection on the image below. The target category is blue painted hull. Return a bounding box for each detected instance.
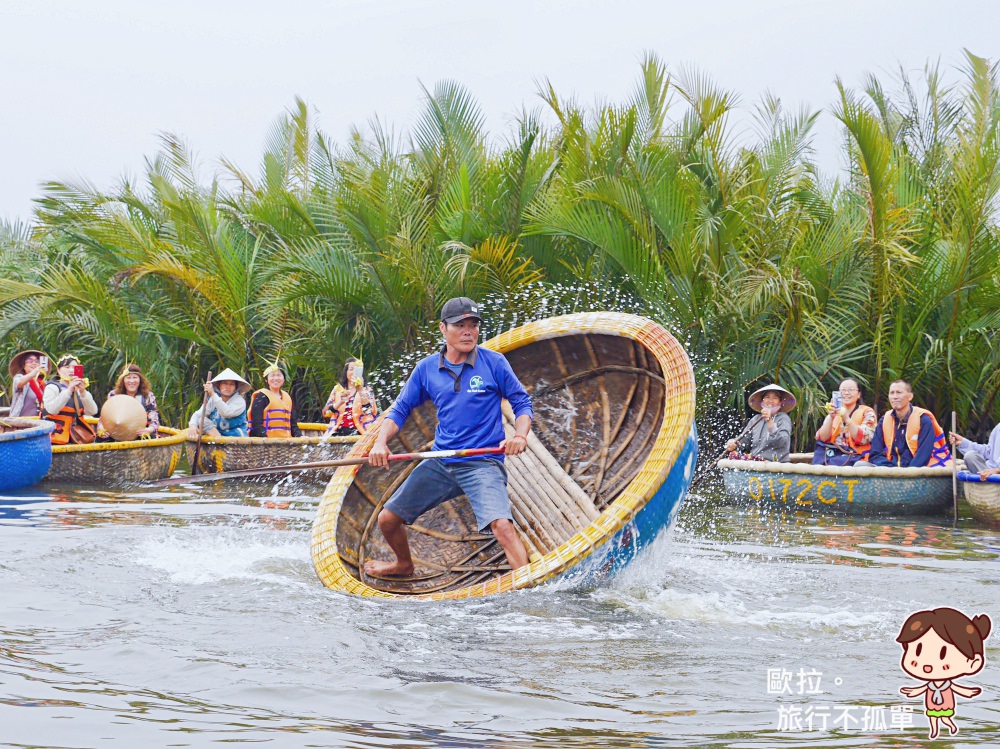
[568,425,698,581]
[720,459,952,516]
[0,420,55,492]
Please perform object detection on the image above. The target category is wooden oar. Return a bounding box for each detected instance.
[150,445,506,487]
[190,370,212,475]
[689,415,764,490]
[952,411,959,527]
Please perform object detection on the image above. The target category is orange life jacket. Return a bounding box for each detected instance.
[879,406,953,467]
[43,382,82,445]
[252,389,293,437]
[829,404,876,457]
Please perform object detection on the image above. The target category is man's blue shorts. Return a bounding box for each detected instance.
[383,458,512,532]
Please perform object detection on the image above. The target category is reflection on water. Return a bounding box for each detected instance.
[1,473,999,747]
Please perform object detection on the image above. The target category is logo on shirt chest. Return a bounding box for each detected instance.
[467,375,487,393]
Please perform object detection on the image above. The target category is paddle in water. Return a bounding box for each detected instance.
[149,445,506,486]
[689,415,763,490]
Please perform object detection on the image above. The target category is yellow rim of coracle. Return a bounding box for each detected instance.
[310,311,697,600]
[183,423,359,447]
[52,424,186,454]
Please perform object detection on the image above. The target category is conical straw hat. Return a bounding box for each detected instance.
[748,384,797,413]
[9,350,46,378]
[211,368,251,395]
[100,395,148,441]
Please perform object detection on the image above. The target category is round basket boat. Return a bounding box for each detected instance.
[958,471,1000,528]
[718,454,953,515]
[185,423,359,477]
[47,423,186,486]
[311,312,698,600]
[0,417,55,491]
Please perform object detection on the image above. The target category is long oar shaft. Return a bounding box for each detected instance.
[151,445,505,486]
[689,415,764,490]
[190,370,213,476]
[952,411,959,527]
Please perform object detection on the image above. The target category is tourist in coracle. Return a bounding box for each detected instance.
[865,380,952,468]
[42,354,98,444]
[187,368,251,438]
[725,384,794,462]
[107,364,160,438]
[950,423,1000,481]
[364,297,532,577]
[8,350,49,418]
[249,363,301,438]
[323,357,378,436]
[811,378,877,466]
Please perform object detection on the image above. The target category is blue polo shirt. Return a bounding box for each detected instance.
[384,345,533,462]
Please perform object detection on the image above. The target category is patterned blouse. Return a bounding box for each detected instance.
[108,390,161,436]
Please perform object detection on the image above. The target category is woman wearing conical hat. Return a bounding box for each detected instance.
[8,349,49,418]
[104,364,161,439]
[725,384,796,463]
[187,368,251,438]
[249,362,301,438]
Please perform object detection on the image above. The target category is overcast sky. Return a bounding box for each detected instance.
[2,0,997,224]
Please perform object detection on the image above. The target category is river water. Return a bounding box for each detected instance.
[2,471,998,748]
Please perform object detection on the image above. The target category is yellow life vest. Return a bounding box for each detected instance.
[252,389,293,438]
[879,406,953,467]
[829,404,876,457]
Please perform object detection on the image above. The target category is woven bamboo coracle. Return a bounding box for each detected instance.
[48,423,186,485]
[958,470,1000,528]
[718,453,954,515]
[311,311,698,600]
[0,417,55,491]
[185,423,359,477]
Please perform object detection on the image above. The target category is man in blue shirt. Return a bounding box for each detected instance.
[364,297,533,577]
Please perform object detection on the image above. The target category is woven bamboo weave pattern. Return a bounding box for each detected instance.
[185,423,359,477]
[958,471,1000,527]
[719,455,953,515]
[310,312,697,600]
[47,425,186,485]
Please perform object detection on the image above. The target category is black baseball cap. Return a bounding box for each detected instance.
[440,297,482,324]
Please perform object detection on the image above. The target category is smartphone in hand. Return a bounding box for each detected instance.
[831,390,842,409]
[73,364,85,379]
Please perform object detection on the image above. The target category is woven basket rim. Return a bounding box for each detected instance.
[52,425,187,454]
[184,422,360,447]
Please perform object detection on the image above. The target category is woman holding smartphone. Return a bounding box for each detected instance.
[323,357,378,436]
[812,378,877,465]
[8,350,49,417]
[42,354,98,444]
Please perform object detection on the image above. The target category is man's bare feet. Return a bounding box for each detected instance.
[364,558,415,577]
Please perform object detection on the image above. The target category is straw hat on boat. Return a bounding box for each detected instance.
[9,350,47,378]
[748,384,796,413]
[211,368,251,395]
[100,394,148,441]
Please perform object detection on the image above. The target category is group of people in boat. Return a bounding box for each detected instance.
[727,378,1000,479]
[7,350,379,445]
[8,296,532,577]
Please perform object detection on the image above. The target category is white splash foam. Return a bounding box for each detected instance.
[133,528,309,585]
